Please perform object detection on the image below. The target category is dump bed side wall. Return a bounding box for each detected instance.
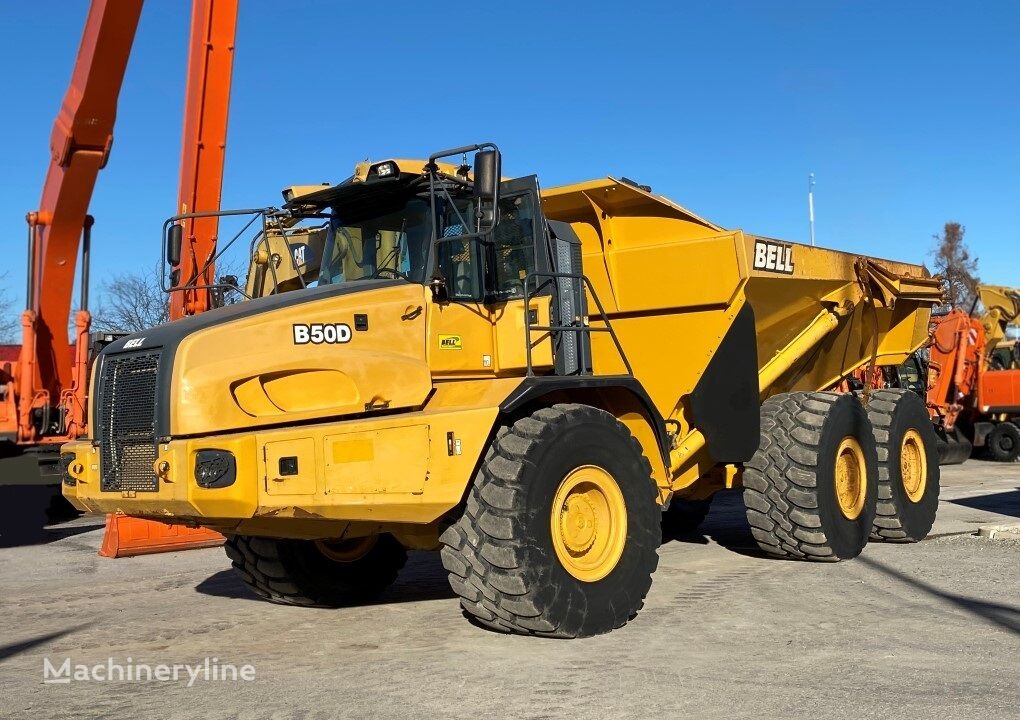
[743,235,934,395]
[542,181,750,425]
[542,180,935,424]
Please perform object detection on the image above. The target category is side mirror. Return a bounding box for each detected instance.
[473,149,501,232]
[166,224,183,266]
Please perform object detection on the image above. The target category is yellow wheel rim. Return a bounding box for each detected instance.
[550,465,627,583]
[900,428,927,503]
[834,436,867,521]
[315,535,378,563]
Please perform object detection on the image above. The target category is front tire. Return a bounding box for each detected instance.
[225,533,407,607]
[743,392,878,561]
[440,404,660,638]
[867,389,940,541]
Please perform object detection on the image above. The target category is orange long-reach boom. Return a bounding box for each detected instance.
[0,0,237,483]
[170,0,238,320]
[0,0,143,456]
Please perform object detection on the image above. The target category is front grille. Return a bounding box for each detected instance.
[97,351,161,492]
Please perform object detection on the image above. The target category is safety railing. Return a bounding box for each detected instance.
[521,271,633,378]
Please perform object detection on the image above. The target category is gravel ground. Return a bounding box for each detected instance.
[0,460,1016,720]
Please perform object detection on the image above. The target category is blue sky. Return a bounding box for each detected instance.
[1,1,1018,334]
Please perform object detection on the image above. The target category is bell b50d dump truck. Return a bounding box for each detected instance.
[61,144,943,637]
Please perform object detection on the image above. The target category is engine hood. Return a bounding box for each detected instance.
[97,279,432,438]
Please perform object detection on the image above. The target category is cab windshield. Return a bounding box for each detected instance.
[317,196,432,285]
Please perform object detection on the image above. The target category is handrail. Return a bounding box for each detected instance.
[521,271,634,377]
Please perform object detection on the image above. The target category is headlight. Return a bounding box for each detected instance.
[195,450,236,489]
[60,452,77,486]
[369,161,398,180]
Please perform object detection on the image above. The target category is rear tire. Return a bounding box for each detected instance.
[440,404,660,638]
[743,392,878,561]
[225,533,407,607]
[987,422,1020,462]
[866,389,940,542]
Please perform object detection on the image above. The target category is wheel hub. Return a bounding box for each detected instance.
[550,465,627,583]
[315,534,377,563]
[834,436,867,521]
[900,428,927,503]
[560,495,598,553]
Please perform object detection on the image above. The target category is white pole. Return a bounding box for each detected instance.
[808,173,816,247]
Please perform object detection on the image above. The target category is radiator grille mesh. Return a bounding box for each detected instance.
[97,351,160,492]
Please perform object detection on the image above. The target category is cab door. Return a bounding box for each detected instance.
[485,176,554,373]
[427,200,496,377]
[426,176,555,377]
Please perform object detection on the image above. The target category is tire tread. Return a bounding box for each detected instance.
[439,403,659,638]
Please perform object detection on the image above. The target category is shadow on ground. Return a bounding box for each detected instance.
[195,551,457,606]
[663,489,1020,636]
[0,625,90,663]
[858,554,1020,635]
[662,489,772,559]
[948,487,1020,519]
[0,485,95,549]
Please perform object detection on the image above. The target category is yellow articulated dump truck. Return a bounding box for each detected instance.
[61,144,943,637]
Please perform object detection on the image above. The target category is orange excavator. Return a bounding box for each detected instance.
[922,286,1020,463]
[0,0,238,548]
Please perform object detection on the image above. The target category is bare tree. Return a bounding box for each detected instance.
[92,265,170,333]
[931,222,979,311]
[0,273,20,344]
[92,262,244,334]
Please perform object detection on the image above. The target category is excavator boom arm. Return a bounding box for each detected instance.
[170,0,238,319]
[3,0,237,451]
[11,0,144,445]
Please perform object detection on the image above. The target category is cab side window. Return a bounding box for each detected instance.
[436,199,484,301]
[488,193,539,301]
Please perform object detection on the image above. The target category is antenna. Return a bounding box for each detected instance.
[808,173,816,247]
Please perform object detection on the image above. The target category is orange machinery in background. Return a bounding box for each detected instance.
[924,309,986,464]
[1,0,144,474]
[170,0,238,320]
[1,0,238,554]
[925,287,1020,463]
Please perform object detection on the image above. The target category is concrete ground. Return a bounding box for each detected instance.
[1,460,1017,720]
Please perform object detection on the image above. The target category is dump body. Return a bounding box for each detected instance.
[542,179,940,489]
[544,179,935,396]
[62,162,940,542]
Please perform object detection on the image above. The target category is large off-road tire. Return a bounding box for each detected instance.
[743,392,878,561]
[987,422,1020,463]
[866,389,940,541]
[440,404,660,638]
[662,497,712,537]
[224,533,407,607]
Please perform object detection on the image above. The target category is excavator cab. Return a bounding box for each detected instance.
[989,340,1019,370]
[892,352,928,397]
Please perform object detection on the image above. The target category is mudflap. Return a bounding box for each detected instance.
[935,425,972,465]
